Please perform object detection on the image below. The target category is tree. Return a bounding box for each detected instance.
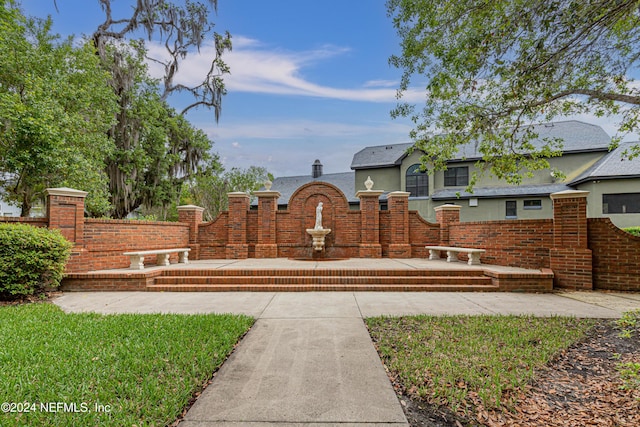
[92,0,231,117]
[90,0,232,218]
[102,42,215,218]
[0,1,118,216]
[186,165,272,221]
[388,0,640,186]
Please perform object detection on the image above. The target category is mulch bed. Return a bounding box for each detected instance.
[0,291,62,306]
[395,320,640,427]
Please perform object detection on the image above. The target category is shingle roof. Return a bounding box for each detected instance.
[254,172,357,206]
[350,143,413,170]
[431,183,573,200]
[570,142,640,185]
[351,121,611,170]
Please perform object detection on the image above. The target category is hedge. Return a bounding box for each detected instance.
[624,227,640,237]
[0,223,72,297]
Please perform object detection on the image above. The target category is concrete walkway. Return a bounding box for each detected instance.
[54,291,640,426]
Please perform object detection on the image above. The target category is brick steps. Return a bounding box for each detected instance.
[153,275,493,286]
[146,283,498,292]
[146,268,498,292]
[159,269,487,277]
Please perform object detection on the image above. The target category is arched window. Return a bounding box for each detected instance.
[406,164,429,197]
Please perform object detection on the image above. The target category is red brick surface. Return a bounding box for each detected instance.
[449,220,553,269]
[9,185,639,291]
[62,265,554,292]
[588,218,640,291]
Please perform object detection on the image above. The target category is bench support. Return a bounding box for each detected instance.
[467,252,482,266]
[129,255,145,270]
[156,253,171,267]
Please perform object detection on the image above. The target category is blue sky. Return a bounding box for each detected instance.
[22,0,423,177]
[21,1,625,179]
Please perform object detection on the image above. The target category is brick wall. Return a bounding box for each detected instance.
[588,218,640,291]
[74,219,189,271]
[6,186,639,291]
[407,212,442,258]
[0,217,49,227]
[449,219,553,269]
[274,182,362,258]
[197,213,228,259]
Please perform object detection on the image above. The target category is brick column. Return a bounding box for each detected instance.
[549,190,592,289]
[46,187,87,245]
[46,187,88,273]
[387,191,411,258]
[356,189,384,257]
[434,204,461,246]
[254,190,281,258]
[177,205,204,260]
[226,192,250,259]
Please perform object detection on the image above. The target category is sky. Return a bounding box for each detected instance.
[20,1,625,179]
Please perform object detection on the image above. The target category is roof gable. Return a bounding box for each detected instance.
[350,143,413,170]
[570,142,640,185]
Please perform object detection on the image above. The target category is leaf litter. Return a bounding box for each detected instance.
[378,320,640,427]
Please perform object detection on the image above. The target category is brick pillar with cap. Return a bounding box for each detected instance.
[387,191,412,257]
[46,187,88,272]
[178,205,204,260]
[434,204,461,246]
[226,192,250,259]
[356,189,384,258]
[255,189,281,258]
[549,190,593,289]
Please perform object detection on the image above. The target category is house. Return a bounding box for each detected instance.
[0,199,20,217]
[351,120,640,227]
[265,121,639,228]
[569,141,640,228]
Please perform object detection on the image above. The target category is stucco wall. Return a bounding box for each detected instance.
[355,168,400,193]
[578,179,640,228]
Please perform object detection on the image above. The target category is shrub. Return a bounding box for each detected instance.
[0,223,72,297]
[623,226,640,237]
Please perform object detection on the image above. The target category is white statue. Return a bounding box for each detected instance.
[314,202,323,230]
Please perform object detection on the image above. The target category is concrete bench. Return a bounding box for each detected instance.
[425,245,486,265]
[123,248,191,270]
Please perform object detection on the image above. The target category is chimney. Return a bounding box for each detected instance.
[312,159,323,178]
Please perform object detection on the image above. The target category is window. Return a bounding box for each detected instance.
[523,199,542,210]
[506,200,517,218]
[603,193,640,214]
[444,166,469,186]
[406,164,429,197]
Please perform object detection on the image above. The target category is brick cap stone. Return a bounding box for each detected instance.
[45,187,88,198]
[227,192,250,199]
[434,204,462,211]
[550,190,590,200]
[387,191,411,198]
[356,190,384,199]
[254,190,281,198]
[177,205,205,212]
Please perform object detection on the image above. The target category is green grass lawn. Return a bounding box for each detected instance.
[0,303,254,426]
[366,315,594,413]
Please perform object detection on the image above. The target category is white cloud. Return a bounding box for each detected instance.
[363,79,399,88]
[205,118,414,176]
[205,118,413,141]
[145,36,424,103]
